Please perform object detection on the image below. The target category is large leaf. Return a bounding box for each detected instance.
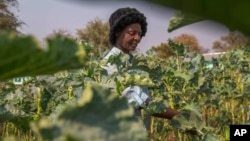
[0,32,86,81]
[148,0,250,35]
[170,104,205,136]
[202,132,220,141]
[168,10,205,32]
[30,84,147,141]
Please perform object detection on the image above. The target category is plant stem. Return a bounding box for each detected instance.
[37,87,42,116]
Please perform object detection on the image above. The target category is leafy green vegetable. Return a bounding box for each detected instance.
[30,84,147,141]
[0,31,86,81]
[149,0,250,35]
[168,11,205,32]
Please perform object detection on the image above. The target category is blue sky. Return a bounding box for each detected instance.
[14,0,229,53]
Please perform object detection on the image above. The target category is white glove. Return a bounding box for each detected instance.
[121,86,149,107]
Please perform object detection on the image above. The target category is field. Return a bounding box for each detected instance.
[0,39,250,141]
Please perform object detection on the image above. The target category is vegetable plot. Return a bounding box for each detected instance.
[0,38,249,141]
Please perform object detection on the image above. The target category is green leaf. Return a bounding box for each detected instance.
[174,71,194,82]
[168,39,186,56]
[181,103,202,118]
[148,0,250,35]
[170,109,205,136]
[0,31,86,81]
[202,132,221,141]
[30,84,147,141]
[168,11,205,32]
[78,83,93,106]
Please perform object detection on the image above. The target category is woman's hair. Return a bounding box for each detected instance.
[109,7,147,46]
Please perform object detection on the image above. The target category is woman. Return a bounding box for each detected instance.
[103,7,179,130]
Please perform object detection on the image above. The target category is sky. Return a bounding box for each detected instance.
[13,0,229,53]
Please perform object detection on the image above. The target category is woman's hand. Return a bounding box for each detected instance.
[151,107,180,120]
[144,98,179,119]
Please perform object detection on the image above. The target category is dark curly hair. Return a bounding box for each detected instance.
[109,7,148,46]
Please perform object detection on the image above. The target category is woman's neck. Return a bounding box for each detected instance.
[114,46,130,54]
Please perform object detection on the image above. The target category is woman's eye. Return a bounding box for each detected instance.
[128,31,141,36]
[128,31,135,35]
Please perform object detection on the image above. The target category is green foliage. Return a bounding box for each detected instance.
[0,31,250,140]
[168,11,205,32]
[2,1,250,139]
[30,84,147,141]
[168,38,187,56]
[0,31,87,81]
[137,44,249,140]
[149,0,250,35]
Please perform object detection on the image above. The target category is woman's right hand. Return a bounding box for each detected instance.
[151,107,180,120]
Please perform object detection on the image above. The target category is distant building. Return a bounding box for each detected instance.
[183,52,226,69]
[203,52,226,69]
[202,52,226,61]
[13,76,32,85]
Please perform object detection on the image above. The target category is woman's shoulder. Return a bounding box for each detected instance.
[103,47,123,60]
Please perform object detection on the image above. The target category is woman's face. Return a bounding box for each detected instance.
[115,23,142,54]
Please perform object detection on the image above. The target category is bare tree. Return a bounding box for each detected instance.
[45,29,75,40]
[212,31,250,52]
[151,43,175,59]
[151,33,207,59]
[76,18,111,57]
[173,33,205,53]
[0,0,24,33]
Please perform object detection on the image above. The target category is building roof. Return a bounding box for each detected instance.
[202,52,226,60]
